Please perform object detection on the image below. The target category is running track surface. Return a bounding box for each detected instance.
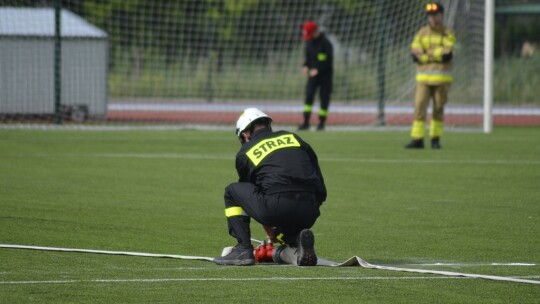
[107,103,540,126]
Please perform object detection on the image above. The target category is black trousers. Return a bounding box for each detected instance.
[224,182,320,247]
[305,74,333,112]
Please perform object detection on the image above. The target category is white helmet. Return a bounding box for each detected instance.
[235,108,272,138]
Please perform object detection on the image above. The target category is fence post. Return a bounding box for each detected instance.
[54,0,62,124]
[376,0,386,126]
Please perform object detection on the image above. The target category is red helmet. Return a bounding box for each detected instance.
[302,21,317,41]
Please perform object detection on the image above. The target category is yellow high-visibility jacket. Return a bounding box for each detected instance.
[411,25,456,85]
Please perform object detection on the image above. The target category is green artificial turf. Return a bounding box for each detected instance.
[1,127,539,303]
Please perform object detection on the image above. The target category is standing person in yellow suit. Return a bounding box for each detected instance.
[406,2,455,149]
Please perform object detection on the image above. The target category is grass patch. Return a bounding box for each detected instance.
[0,127,539,303]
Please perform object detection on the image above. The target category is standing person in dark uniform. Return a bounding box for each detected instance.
[214,108,327,266]
[299,20,334,131]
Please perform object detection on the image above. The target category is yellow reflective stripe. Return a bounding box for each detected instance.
[443,34,456,47]
[429,120,444,137]
[225,207,245,217]
[246,134,301,166]
[411,35,422,49]
[416,73,453,83]
[411,120,426,139]
[418,33,455,49]
[276,233,285,245]
[429,35,443,45]
[433,47,443,61]
[421,36,430,49]
[317,52,327,61]
[318,109,328,117]
[304,104,313,112]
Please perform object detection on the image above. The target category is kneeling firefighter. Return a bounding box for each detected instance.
[214,108,327,266]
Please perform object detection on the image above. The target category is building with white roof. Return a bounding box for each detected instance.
[0,7,108,119]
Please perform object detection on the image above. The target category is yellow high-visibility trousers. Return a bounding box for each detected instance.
[410,83,450,139]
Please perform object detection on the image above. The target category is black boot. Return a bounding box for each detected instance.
[297,229,317,266]
[226,215,251,244]
[298,112,311,130]
[214,244,255,266]
[431,137,441,149]
[317,116,326,131]
[298,123,310,131]
[405,139,424,149]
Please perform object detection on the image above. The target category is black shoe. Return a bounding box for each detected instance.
[316,123,325,131]
[214,245,255,266]
[405,139,424,149]
[298,123,310,131]
[431,137,441,149]
[297,229,317,266]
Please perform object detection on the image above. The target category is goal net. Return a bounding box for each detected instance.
[2,0,533,129]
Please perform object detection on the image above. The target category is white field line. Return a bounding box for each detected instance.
[3,275,540,285]
[98,153,231,160]
[26,152,539,166]
[0,276,471,285]
[316,157,540,166]
[95,153,540,166]
[405,263,536,267]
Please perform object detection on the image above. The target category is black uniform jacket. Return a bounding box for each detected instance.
[303,33,333,76]
[235,128,327,203]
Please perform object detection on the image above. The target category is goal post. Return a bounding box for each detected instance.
[484,0,494,134]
